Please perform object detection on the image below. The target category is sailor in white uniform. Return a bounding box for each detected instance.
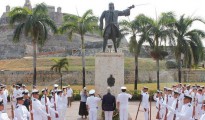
[153,90,164,120]
[0,86,7,112]
[117,86,132,120]
[14,94,30,120]
[32,89,51,120]
[200,104,205,120]
[57,89,67,120]
[141,86,149,120]
[0,98,9,120]
[86,89,102,120]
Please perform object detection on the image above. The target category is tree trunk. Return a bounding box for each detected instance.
[81,35,86,88]
[134,53,139,90]
[178,58,182,83]
[32,40,37,86]
[156,59,160,90]
[60,73,63,89]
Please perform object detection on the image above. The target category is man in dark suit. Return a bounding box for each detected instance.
[102,87,116,120]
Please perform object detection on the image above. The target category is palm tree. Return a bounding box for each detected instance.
[51,58,69,89]
[59,9,98,88]
[147,12,176,90]
[9,3,57,86]
[174,15,205,83]
[119,14,153,90]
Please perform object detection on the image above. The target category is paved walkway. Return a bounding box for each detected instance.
[7,101,157,120]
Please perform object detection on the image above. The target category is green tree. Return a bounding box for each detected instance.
[59,9,98,88]
[147,12,176,90]
[119,14,153,90]
[174,15,205,83]
[51,58,69,89]
[9,3,57,86]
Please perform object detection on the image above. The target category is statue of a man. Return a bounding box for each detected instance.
[99,3,134,52]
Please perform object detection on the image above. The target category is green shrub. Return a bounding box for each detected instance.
[166,60,177,69]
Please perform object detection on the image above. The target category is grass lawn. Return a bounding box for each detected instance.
[0,57,166,71]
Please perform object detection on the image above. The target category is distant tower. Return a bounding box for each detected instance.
[24,0,32,9]
[57,7,62,13]
[6,5,10,12]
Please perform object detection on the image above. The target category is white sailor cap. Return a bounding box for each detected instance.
[167,88,173,91]
[54,84,58,87]
[83,87,87,90]
[157,90,162,93]
[184,94,192,100]
[41,88,48,92]
[22,90,29,94]
[22,84,26,87]
[143,86,148,89]
[121,86,127,90]
[16,94,24,100]
[174,90,180,94]
[32,89,39,94]
[89,89,95,94]
[15,85,20,88]
[57,89,63,93]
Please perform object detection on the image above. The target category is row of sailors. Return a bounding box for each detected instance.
[153,84,205,120]
[0,86,70,120]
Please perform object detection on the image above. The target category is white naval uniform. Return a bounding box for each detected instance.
[196,93,203,119]
[32,98,50,120]
[12,89,22,109]
[166,98,182,120]
[141,91,149,120]
[0,111,10,120]
[163,94,174,120]
[14,104,30,120]
[153,95,164,120]
[175,102,193,120]
[0,93,7,112]
[86,96,101,120]
[117,92,132,120]
[41,95,58,120]
[200,113,205,120]
[57,94,67,120]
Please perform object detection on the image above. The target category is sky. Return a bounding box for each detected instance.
[0,0,205,42]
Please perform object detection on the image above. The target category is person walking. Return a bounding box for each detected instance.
[79,87,88,119]
[102,87,116,120]
[117,86,132,120]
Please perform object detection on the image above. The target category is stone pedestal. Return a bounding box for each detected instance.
[95,53,124,119]
[95,52,124,97]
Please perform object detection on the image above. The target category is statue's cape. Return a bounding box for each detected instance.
[103,24,120,39]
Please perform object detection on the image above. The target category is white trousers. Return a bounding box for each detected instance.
[57,108,67,120]
[144,108,149,120]
[89,108,97,120]
[104,111,113,120]
[196,104,203,119]
[119,107,128,120]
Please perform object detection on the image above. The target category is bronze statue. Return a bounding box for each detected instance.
[99,3,134,52]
